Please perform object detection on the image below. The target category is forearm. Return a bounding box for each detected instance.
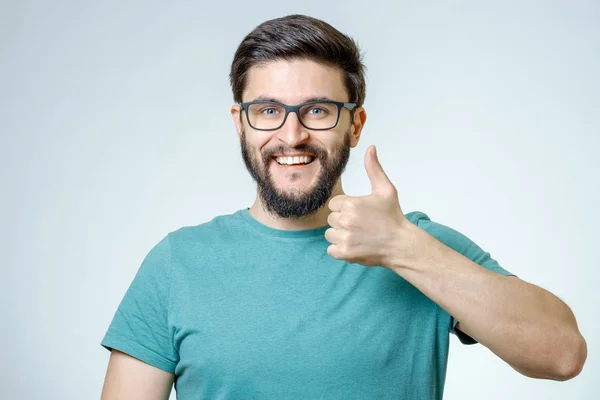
[385,223,587,380]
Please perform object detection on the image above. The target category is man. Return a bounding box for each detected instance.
[100,14,587,400]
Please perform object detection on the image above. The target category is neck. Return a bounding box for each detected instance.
[247,180,345,231]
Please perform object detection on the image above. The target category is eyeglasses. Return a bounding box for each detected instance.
[239,100,357,131]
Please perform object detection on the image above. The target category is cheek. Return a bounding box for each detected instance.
[256,132,275,148]
[324,136,346,157]
[245,133,273,157]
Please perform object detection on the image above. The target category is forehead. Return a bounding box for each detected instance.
[243,58,349,103]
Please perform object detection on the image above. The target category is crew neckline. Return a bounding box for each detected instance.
[237,208,330,239]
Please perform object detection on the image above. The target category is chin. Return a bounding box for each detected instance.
[276,187,313,199]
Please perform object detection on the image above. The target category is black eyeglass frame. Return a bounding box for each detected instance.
[239,100,357,131]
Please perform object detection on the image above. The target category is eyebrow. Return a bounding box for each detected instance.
[250,96,335,104]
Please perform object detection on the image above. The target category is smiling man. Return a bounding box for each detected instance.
[100,14,587,400]
[237,58,356,224]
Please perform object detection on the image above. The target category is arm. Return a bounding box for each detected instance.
[324,146,587,381]
[101,235,178,398]
[385,223,587,381]
[101,350,174,400]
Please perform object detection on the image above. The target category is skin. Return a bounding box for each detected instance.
[100,57,586,398]
[100,350,173,400]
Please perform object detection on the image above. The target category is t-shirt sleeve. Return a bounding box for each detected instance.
[409,211,517,345]
[101,234,179,372]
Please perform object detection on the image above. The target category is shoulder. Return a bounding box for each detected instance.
[165,209,247,253]
[405,210,513,276]
[405,210,480,254]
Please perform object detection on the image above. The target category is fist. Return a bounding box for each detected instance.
[325,145,408,267]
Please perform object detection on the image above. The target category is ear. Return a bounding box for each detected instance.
[349,106,367,148]
[230,104,244,141]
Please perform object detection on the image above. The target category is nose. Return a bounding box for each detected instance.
[275,111,310,147]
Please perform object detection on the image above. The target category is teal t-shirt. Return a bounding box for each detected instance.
[102,209,513,399]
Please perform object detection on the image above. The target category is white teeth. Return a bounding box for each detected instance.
[275,156,314,165]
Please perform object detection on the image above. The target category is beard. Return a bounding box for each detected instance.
[240,128,351,220]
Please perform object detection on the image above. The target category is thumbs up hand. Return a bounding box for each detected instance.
[325,145,411,268]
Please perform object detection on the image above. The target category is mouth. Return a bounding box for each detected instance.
[269,155,319,178]
[272,155,316,166]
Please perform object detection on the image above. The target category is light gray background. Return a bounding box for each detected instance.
[1,1,598,399]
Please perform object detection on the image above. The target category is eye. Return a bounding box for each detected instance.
[307,107,327,115]
[261,107,279,115]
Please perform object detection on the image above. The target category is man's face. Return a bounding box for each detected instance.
[234,59,359,219]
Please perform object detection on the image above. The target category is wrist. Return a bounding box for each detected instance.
[385,221,436,274]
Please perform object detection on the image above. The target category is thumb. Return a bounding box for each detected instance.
[365,145,394,194]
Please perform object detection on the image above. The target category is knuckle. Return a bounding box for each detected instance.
[339,215,352,227]
[345,198,358,210]
[343,231,353,244]
[339,244,349,256]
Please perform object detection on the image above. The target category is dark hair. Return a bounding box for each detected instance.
[229,14,366,107]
